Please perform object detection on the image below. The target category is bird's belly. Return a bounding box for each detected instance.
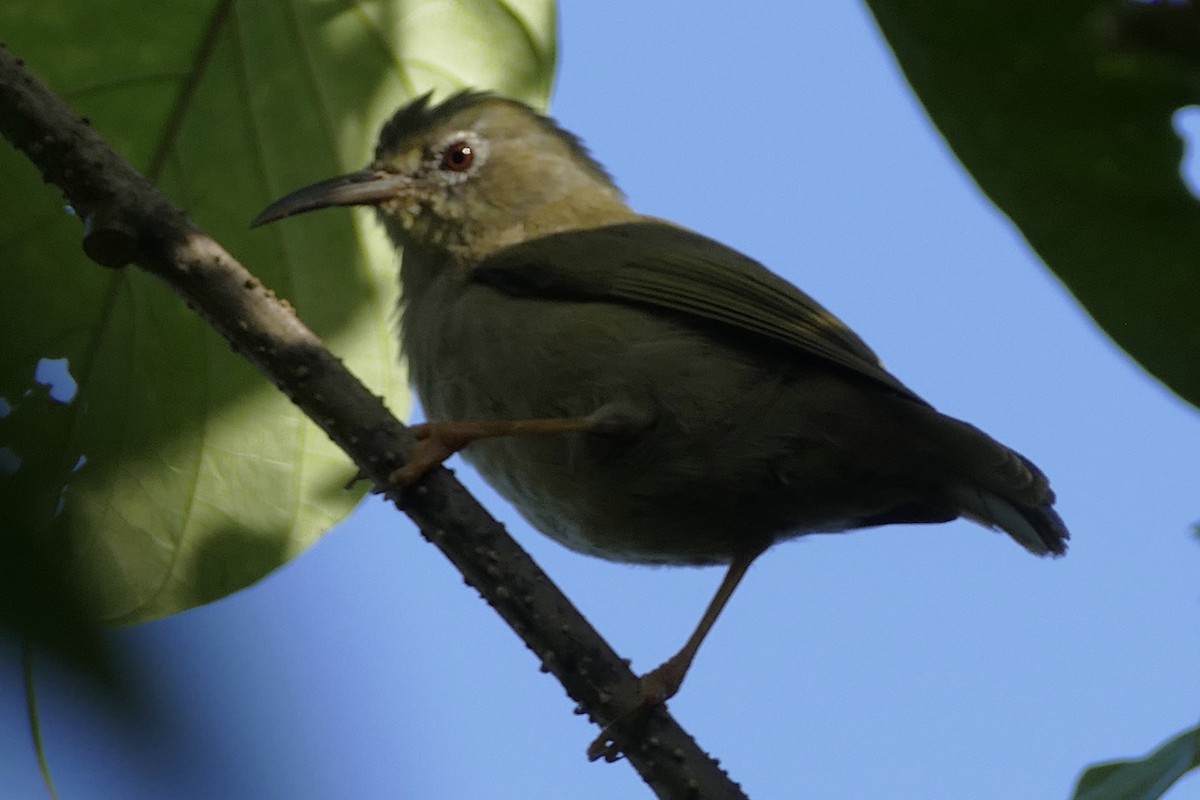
[402,282,942,565]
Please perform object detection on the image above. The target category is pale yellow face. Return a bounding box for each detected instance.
[369,96,625,254]
[371,124,494,247]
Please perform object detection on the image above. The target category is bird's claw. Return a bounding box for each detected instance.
[587,701,654,763]
[388,424,458,487]
[587,730,625,763]
[585,663,682,762]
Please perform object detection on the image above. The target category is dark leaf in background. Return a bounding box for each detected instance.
[866,0,1200,411]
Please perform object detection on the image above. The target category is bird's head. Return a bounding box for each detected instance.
[254,91,629,258]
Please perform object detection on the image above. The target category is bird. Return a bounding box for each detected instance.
[254,89,1068,745]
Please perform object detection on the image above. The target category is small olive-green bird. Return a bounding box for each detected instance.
[255,90,1068,712]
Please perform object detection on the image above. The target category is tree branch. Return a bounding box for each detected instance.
[0,43,749,800]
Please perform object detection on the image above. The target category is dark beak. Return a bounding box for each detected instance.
[252,169,409,227]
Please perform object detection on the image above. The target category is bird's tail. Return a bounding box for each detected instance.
[922,409,1069,557]
[946,482,1069,557]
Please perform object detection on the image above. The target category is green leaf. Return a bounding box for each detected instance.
[864,0,1200,411]
[0,0,556,623]
[1073,725,1200,800]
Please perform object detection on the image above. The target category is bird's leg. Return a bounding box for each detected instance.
[641,549,761,703]
[390,403,648,486]
[587,546,764,762]
[391,418,589,485]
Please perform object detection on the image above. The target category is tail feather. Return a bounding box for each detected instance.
[947,485,1069,556]
[919,410,1069,556]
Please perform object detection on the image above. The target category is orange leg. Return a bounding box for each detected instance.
[588,547,764,762]
[388,412,643,489]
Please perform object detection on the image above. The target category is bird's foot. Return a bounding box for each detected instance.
[638,658,686,705]
[388,422,472,486]
[586,659,685,762]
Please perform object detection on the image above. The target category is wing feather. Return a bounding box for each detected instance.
[472,220,923,403]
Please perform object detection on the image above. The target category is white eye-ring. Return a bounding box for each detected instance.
[434,132,488,178]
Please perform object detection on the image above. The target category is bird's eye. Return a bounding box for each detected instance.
[440,141,474,172]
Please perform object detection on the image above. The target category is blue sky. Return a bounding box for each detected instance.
[4,3,1200,799]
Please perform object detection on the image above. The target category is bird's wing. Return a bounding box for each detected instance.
[471,220,924,403]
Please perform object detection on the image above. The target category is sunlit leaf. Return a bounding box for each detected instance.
[0,0,556,623]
